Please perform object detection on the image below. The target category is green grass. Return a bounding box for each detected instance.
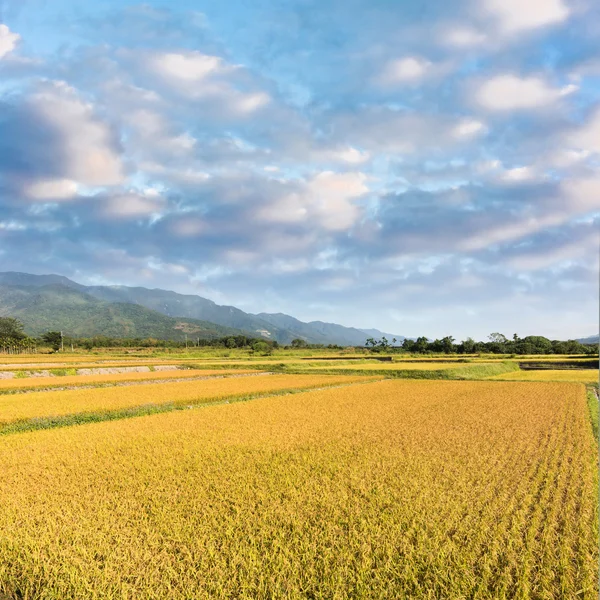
[49,368,78,377]
[586,387,598,441]
[262,361,520,380]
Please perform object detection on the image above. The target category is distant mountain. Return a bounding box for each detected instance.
[0,283,246,340]
[256,313,404,347]
[358,328,405,343]
[0,272,406,345]
[577,335,599,345]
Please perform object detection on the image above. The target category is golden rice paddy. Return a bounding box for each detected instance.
[0,378,596,598]
[0,373,376,425]
[490,369,599,383]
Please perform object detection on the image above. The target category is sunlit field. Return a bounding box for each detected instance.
[0,373,377,430]
[0,377,596,599]
[490,369,599,383]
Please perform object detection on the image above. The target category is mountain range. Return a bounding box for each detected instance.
[0,272,404,345]
[576,335,599,345]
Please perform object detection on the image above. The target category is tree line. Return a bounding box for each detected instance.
[0,316,596,355]
[366,332,596,355]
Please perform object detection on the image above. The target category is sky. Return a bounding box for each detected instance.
[0,0,598,340]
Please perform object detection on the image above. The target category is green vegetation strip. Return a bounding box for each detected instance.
[586,387,599,441]
[248,361,521,380]
[0,380,377,436]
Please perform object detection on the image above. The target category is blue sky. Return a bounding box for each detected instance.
[0,0,598,339]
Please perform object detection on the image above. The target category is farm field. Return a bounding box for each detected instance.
[0,368,262,393]
[0,360,203,372]
[0,373,378,430]
[0,378,596,599]
[490,369,599,383]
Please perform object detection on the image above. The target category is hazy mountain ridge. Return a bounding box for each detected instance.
[255,313,404,346]
[0,282,247,340]
[0,272,404,345]
[577,335,599,345]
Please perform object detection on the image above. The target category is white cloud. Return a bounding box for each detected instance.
[233,91,270,114]
[128,109,197,157]
[0,24,20,59]
[561,177,600,213]
[327,146,371,164]
[102,191,165,219]
[377,57,432,85]
[151,52,226,82]
[452,118,487,138]
[547,149,591,168]
[482,0,569,33]
[442,27,487,48]
[258,171,368,231]
[28,81,124,186]
[24,178,78,200]
[566,107,600,154]
[474,74,575,111]
[169,217,207,238]
[460,214,565,250]
[500,166,537,182]
[144,50,270,115]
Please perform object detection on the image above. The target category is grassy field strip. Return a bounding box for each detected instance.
[303,362,475,370]
[0,380,595,598]
[278,361,520,380]
[586,388,598,440]
[0,369,264,394]
[0,374,379,429]
[489,369,599,383]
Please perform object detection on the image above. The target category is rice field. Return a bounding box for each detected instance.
[0,368,262,393]
[490,369,599,383]
[0,378,595,599]
[0,351,596,598]
[0,373,377,428]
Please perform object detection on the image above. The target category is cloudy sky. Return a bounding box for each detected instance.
[0,0,598,339]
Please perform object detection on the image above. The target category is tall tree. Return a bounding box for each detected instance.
[0,317,25,339]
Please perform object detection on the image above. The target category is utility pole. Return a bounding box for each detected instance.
[185,334,188,349]
[60,331,64,352]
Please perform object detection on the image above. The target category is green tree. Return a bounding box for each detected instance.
[414,336,429,353]
[291,338,308,348]
[252,341,272,355]
[441,336,455,353]
[42,331,63,351]
[0,317,25,339]
[460,337,476,354]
